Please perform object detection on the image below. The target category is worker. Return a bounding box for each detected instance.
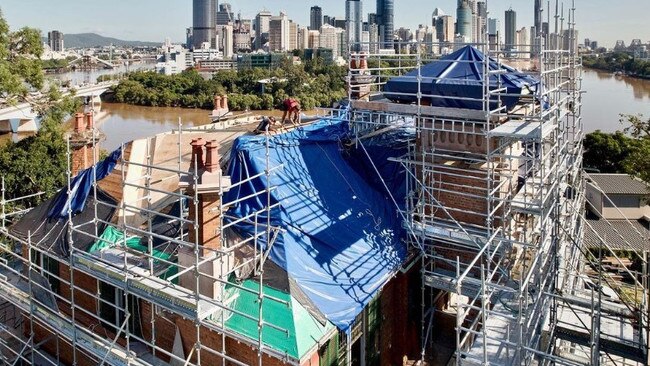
[253,116,276,134]
[281,98,301,126]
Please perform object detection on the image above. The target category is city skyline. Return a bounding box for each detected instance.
[1,0,648,48]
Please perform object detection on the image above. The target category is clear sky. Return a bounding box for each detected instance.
[1,0,648,48]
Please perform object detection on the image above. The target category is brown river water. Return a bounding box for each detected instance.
[2,68,650,149]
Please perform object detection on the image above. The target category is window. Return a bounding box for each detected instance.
[604,195,640,208]
[99,281,142,337]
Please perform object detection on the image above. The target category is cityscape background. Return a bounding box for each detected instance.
[1,0,648,48]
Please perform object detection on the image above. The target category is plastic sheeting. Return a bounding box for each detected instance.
[224,278,334,359]
[48,147,122,219]
[225,119,406,331]
[384,45,540,110]
[10,188,117,257]
[88,226,179,282]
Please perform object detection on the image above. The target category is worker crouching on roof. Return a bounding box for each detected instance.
[281,98,301,126]
[253,116,277,134]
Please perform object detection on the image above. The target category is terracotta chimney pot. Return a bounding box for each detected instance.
[204,140,220,173]
[190,138,206,171]
[85,112,94,131]
[74,113,86,133]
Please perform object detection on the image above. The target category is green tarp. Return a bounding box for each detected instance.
[223,278,334,360]
[90,226,333,360]
[89,226,178,283]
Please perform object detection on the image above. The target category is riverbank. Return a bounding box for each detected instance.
[583,65,650,80]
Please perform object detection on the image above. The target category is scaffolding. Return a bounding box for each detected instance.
[0,105,346,366]
[345,1,648,366]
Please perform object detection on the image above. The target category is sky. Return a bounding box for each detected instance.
[1,0,648,48]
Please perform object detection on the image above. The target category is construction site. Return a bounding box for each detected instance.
[0,2,649,366]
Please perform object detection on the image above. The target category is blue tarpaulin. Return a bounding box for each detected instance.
[384,45,540,110]
[48,147,122,219]
[225,119,407,331]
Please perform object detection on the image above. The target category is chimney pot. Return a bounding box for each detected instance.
[213,95,222,110]
[74,113,86,133]
[85,112,94,131]
[204,140,220,173]
[221,95,228,110]
[190,138,206,171]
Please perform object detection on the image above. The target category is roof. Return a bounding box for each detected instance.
[587,174,650,195]
[584,217,650,251]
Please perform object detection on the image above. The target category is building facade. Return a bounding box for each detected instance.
[346,0,364,52]
[192,0,216,49]
[376,0,394,48]
[310,6,323,31]
[48,30,64,52]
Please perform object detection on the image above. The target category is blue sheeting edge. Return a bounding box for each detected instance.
[48,147,122,219]
[225,119,407,331]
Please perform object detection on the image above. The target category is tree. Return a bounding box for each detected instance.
[582,131,639,173]
[621,114,650,184]
[0,9,79,209]
[0,9,44,103]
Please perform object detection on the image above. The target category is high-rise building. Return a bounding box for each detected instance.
[216,3,234,26]
[368,13,377,25]
[456,0,472,41]
[376,0,394,48]
[475,1,487,43]
[534,0,543,35]
[310,6,323,31]
[433,12,454,43]
[504,8,517,53]
[323,15,333,26]
[487,18,501,47]
[298,27,310,50]
[192,0,216,49]
[48,30,64,52]
[254,10,272,50]
[516,27,529,57]
[319,24,346,58]
[269,12,290,52]
[308,30,320,49]
[222,25,234,58]
[346,0,363,52]
[289,21,299,51]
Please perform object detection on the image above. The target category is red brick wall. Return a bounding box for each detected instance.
[379,268,421,366]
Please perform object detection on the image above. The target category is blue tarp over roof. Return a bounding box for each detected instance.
[384,45,540,110]
[225,119,407,331]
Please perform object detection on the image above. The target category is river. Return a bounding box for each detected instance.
[3,67,650,149]
[581,69,650,132]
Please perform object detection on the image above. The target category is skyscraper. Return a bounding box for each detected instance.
[376,0,394,48]
[269,12,290,52]
[432,9,454,43]
[456,0,472,41]
[534,0,543,34]
[47,30,64,52]
[192,0,216,49]
[254,10,272,50]
[310,6,323,31]
[346,0,363,52]
[504,8,517,54]
[216,3,234,26]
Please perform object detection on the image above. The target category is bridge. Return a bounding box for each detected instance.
[0,81,119,134]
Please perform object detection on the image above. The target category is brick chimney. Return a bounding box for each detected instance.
[70,113,99,176]
[180,138,231,299]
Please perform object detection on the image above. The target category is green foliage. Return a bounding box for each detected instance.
[113,60,348,111]
[583,114,650,186]
[583,53,650,79]
[42,58,69,70]
[583,131,640,173]
[0,9,80,208]
[0,9,44,101]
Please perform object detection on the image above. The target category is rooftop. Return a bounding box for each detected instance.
[586,173,650,195]
[584,216,650,251]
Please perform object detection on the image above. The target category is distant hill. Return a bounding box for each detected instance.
[43,33,160,48]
